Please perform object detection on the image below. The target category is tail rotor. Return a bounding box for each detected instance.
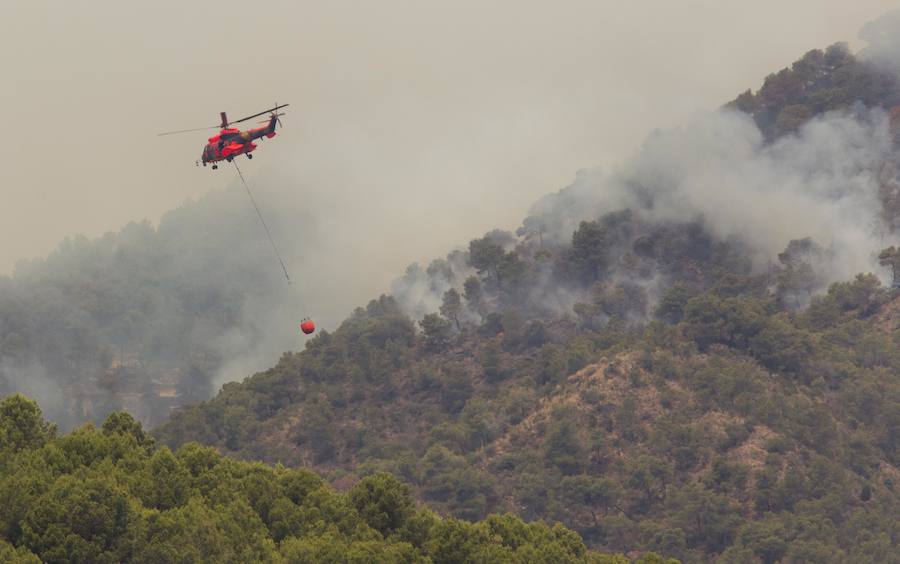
[272,101,284,129]
[258,103,285,131]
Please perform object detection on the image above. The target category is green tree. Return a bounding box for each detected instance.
[137,496,278,563]
[0,539,40,564]
[827,273,887,316]
[423,519,490,564]
[295,402,338,464]
[773,104,813,137]
[279,532,349,563]
[462,276,485,317]
[419,445,497,520]
[420,313,452,352]
[668,485,741,553]
[468,237,506,288]
[626,456,672,512]
[560,476,622,527]
[102,410,154,449]
[776,238,824,307]
[440,288,463,330]
[134,446,190,510]
[348,472,416,537]
[497,251,528,303]
[566,221,608,284]
[654,284,693,324]
[682,294,767,351]
[20,474,138,563]
[748,317,813,375]
[0,394,56,453]
[439,366,473,413]
[736,519,788,564]
[543,407,588,475]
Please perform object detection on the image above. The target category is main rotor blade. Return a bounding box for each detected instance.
[256,113,287,124]
[229,103,290,125]
[157,125,220,136]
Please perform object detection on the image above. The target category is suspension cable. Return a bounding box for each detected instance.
[232,160,292,285]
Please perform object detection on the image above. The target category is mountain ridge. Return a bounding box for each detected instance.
[155,42,900,561]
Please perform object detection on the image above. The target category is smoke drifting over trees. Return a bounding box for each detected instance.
[3,12,900,560]
[3,17,900,434]
[389,38,900,325]
[0,187,307,429]
[154,30,900,558]
[860,8,900,75]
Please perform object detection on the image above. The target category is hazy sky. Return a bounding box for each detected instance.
[2,1,897,311]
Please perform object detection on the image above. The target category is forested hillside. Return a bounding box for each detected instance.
[1,395,668,563]
[157,44,900,562]
[0,187,304,430]
[728,43,899,140]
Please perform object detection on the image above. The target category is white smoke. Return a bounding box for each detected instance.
[387,104,900,326]
[859,8,900,76]
[531,107,897,285]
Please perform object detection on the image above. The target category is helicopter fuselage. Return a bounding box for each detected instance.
[201,115,278,167]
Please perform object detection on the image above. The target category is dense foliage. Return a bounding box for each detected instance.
[2,39,897,563]
[157,269,900,562]
[158,45,900,562]
[0,395,666,563]
[727,43,899,140]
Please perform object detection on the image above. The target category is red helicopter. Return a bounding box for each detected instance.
[158,104,289,169]
[158,103,316,337]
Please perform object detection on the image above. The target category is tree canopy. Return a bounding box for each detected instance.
[0,397,653,563]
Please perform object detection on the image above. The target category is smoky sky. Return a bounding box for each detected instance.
[2,1,898,326]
